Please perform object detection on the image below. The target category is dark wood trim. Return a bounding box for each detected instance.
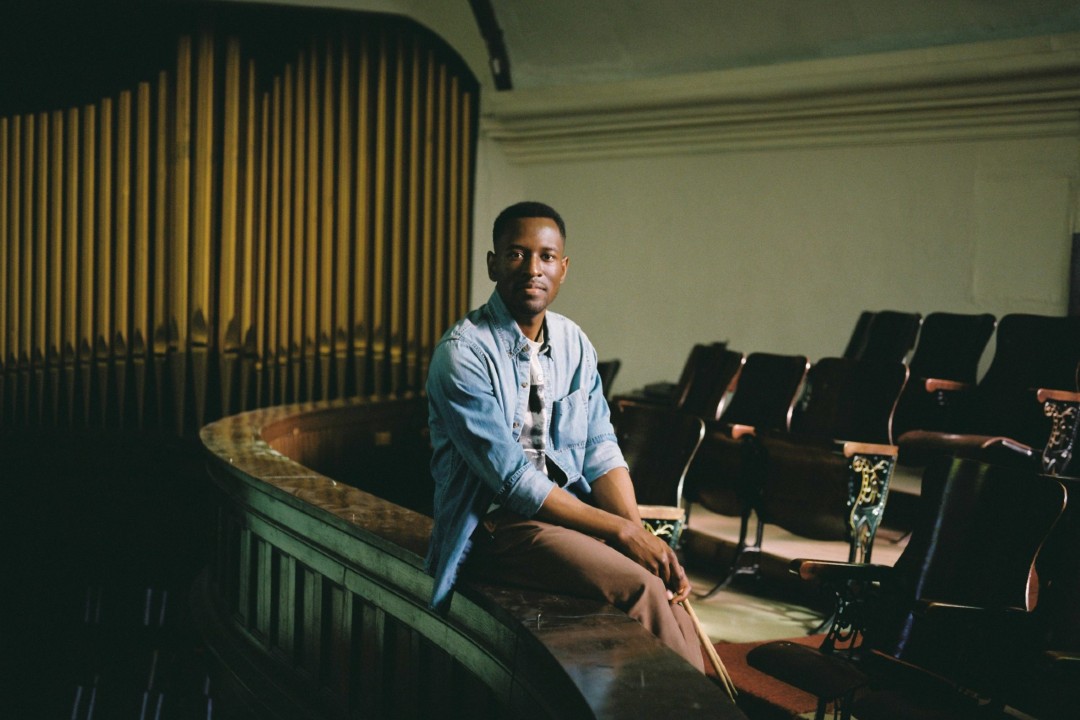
[196,395,744,719]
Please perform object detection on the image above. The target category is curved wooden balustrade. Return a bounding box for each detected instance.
[197,396,743,719]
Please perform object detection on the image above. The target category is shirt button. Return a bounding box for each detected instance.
[521,382,527,388]
[513,422,520,428]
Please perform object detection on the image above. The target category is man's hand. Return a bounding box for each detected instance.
[611,518,692,603]
[536,466,692,603]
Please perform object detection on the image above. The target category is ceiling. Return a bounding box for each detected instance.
[485,0,1080,90]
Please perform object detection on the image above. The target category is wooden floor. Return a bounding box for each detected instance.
[679,503,912,720]
[684,502,908,643]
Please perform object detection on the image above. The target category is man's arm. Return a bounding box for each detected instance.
[534,466,691,603]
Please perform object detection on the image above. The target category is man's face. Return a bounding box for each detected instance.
[487,217,569,332]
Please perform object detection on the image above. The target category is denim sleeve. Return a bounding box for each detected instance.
[427,339,556,517]
[581,344,628,483]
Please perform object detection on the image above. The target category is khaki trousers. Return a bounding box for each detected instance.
[465,512,706,673]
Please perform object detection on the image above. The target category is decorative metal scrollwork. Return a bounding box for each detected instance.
[1043,398,1079,476]
[846,453,894,563]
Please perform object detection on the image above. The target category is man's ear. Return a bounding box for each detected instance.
[486,250,497,281]
[559,256,570,283]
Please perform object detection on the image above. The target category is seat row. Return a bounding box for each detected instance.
[609,311,1080,592]
[744,455,1080,720]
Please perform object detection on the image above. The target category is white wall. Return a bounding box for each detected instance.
[505,137,1077,393]
[473,37,1080,394]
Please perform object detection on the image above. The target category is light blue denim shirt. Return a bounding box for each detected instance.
[425,291,627,613]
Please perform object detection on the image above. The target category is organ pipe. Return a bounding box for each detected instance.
[0,9,477,434]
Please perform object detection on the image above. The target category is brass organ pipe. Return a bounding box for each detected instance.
[62,108,78,380]
[0,17,477,428]
[447,79,461,326]
[1,118,8,386]
[333,34,352,395]
[404,37,422,390]
[30,111,46,423]
[113,93,132,425]
[152,71,169,429]
[458,88,473,319]
[433,65,447,344]
[115,92,132,356]
[35,112,49,370]
[279,64,293,403]
[191,32,215,425]
[304,41,319,401]
[96,99,112,366]
[219,37,241,355]
[7,116,19,422]
[173,36,192,353]
[241,60,258,409]
[389,31,406,393]
[318,38,334,399]
[133,83,151,427]
[292,50,307,400]
[219,37,241,416]
[372,28,389,395]
[152,73,169,362]
[418,50,435,382]
[62,109,78,424]
[352,29,371,395]
[20,114,33,383]
[267,77,283,404]
[192,32,215,347]
[48,110,63,417]
[254,87,270,408]
[133,84,151,361]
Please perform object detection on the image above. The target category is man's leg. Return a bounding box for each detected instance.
[467,514,705,672]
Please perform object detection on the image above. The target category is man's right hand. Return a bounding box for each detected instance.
[612,519,692,603]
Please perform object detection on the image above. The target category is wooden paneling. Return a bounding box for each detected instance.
[0,10,477,434]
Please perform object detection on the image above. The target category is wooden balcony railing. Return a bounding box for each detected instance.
[197,395,744,719]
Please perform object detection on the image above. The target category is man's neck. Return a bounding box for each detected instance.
[516,315,545,343]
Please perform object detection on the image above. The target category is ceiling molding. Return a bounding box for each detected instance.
[482,33,1080,162]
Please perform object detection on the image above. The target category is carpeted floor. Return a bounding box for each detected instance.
[681,503,911,720]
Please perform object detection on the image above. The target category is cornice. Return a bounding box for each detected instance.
[482,33,1080,162]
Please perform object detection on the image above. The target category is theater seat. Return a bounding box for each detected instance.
[843,310,922,364]
[743,457,1067,720]
[683,352,810,594]
[897,313,1080,470]
[744,357,908,573]
[612,400,705,548]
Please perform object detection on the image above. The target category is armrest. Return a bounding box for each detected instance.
[1037,388,1080,404]
[730,423,756,440]
[897,430,1033,458]
[1045,649,1080,667]
[980,436,1033,455]
[923,378,972,393]
[842,442,898,459]
[789,558,896,584]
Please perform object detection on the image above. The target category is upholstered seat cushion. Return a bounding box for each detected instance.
[746,640,868,699]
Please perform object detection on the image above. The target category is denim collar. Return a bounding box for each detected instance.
[484,290,551,358]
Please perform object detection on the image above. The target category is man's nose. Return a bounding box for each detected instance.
[524,253,541,275]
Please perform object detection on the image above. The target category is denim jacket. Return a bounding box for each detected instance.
[424,291,627,613]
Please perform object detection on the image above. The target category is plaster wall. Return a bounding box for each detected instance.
[474,135,1078,395]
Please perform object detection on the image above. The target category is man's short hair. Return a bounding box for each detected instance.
[492,201,566,247]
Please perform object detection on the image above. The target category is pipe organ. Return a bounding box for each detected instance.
[0,4,477,435]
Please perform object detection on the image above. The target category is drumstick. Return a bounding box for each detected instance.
[681,598,738,701]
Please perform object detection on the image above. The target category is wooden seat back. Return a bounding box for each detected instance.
[790,357,909,445]
[844,310,922,364]
[906,311,996,384]
[718,352,811,432]
[680,347,745,421]
[613,400,705,508]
